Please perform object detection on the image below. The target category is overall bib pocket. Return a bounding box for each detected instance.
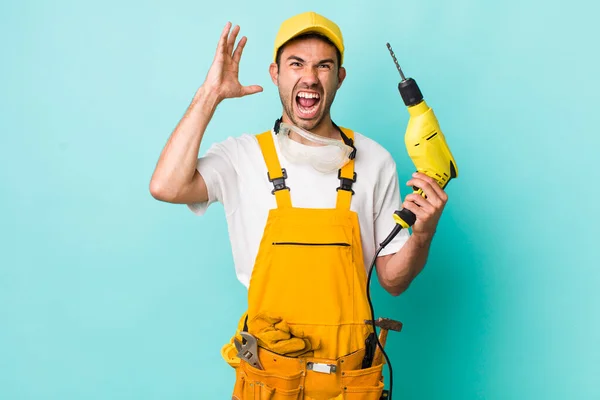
[272,242,351,247]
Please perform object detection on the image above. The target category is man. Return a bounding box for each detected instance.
[150,11,447,399]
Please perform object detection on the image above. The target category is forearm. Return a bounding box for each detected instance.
[377,233,433,296]
[150,86,221,197]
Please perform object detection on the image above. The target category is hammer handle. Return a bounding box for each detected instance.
[372,329,389,366]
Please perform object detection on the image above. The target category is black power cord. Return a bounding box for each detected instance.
[365,224,403,400]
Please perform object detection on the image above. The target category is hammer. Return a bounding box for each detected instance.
[364,317,403,366]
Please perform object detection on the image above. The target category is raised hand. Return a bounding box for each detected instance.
[203,22,263,102]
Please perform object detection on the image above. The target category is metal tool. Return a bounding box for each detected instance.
[234,332,263,370]
[364,318,403,367]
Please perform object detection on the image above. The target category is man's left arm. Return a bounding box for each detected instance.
[376,172,449,296]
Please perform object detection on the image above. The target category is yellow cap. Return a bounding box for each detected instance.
[273,11,344,65]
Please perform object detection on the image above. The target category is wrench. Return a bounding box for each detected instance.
[234,332,263,370]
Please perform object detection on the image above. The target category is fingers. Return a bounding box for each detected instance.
[232,35,247,64]
[407,173,448,207]
[216,22,232,55]
[416,172,448,202]
[216,22,246,62]
[401,196,429,220]
[403,193,434,214]
[242,85,264,96]
[227,24,241,56]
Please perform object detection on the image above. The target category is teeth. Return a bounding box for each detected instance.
[297,91,320,99]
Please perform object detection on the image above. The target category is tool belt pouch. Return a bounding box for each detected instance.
[233,359,304,399]
[339,364,385,399]
[229,348,385,399]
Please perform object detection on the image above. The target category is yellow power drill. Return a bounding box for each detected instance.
[385,42,459,232]
[365,43,459,400]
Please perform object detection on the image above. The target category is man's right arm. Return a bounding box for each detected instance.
[149,86,220,204]
[148,22,262,205]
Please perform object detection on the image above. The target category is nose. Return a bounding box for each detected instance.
[299,65,319,87]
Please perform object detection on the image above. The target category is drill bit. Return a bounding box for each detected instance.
[386,43,406,81]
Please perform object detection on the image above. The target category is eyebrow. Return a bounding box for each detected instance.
[317,58,335,64]
[286,55,335,65]
[287,56,305,63]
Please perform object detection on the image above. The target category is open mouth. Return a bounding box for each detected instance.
[295,91,321,119]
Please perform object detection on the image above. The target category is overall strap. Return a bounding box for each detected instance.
[336,127,357,210]
[256,130,292,209]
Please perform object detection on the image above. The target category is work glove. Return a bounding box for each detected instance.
[248,312,320,357]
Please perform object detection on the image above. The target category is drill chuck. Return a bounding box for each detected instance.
[386,42,424,107]
[398,78,423,107]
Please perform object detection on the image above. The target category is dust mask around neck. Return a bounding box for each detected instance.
[275,122,355,174]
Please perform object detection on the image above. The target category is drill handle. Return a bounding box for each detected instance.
[394,208,415,229]
[379,207,415,249]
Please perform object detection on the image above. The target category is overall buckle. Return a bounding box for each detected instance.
[337,170,357,195]
[268,168,289,194]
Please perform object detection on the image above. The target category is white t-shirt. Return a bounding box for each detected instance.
[187,127,410,288]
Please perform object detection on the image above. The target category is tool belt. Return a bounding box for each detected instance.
[224,341,385,399]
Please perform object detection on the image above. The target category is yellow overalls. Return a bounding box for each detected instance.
[221,126,385,399]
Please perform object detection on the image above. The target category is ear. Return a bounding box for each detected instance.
[336,66,346,89]
[269,63,279,86]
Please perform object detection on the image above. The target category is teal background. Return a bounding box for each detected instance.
[1,0,599,398]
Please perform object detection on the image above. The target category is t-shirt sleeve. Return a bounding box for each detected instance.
[187,138,240,216]
[373,155,410,257]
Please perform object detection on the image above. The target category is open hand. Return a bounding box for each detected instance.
[403,172,449,241]
[203,22,263,101]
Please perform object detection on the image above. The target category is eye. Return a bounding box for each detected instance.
[319,64,332,69]
[290,62,302,67]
